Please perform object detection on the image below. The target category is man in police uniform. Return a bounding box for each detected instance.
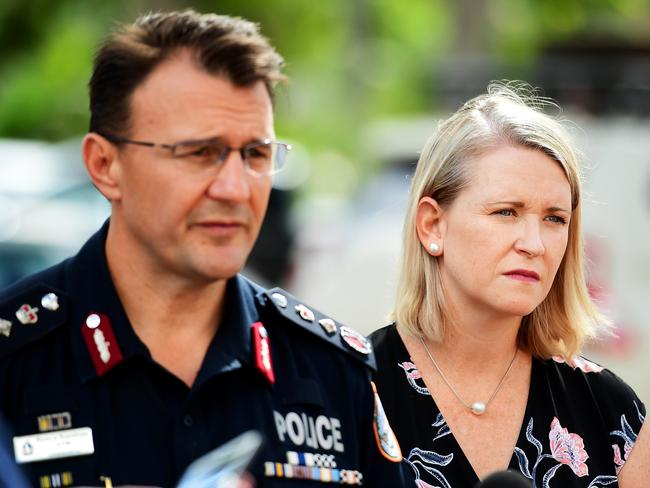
[0,9,412,488]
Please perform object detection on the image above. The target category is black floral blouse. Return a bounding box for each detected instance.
[369,324,646,488]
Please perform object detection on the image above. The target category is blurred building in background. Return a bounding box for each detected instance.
[0,139,109,285]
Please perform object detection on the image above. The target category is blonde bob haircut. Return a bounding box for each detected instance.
[393,81,606,360]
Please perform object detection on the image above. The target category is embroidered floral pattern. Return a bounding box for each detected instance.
[399,361,430,395]
[404,413,453,488]
[552,356,604,373]
[611,444,629,475]
[610,401,645,474]
[514,416,640,487]
[549,418,589,476]
[398,362,452,487]
[393,350,644,487]
[515,417,592,487]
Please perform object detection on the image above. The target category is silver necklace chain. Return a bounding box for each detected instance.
[418,335,518,416]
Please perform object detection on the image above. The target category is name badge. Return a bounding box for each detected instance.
[13,427,95,464]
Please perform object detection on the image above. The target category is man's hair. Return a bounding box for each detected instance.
[392,81,607,360]
[89,9,285,135]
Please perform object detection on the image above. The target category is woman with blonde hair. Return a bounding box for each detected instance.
[369,82,648,487]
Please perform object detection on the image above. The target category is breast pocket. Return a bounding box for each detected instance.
[20,386,81,431]
[263,378,364,485]
[15,386,99,488]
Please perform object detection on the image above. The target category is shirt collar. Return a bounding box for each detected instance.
[193,274,261,389]
[67,220,149,383]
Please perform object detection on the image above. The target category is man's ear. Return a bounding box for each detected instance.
[82,133,122,202]
[415,196,445,256]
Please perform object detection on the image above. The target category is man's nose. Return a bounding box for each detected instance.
[205,150,251,202]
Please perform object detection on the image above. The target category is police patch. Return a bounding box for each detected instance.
[371,382,402,462]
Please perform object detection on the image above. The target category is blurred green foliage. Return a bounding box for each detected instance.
[0,0,648,181]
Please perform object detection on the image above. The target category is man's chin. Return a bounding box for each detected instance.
[192,255,248,282]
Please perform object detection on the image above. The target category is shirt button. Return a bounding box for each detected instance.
[183,414,194,428]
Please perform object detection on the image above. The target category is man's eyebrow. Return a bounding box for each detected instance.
[174,136,224,145]
[174,136,269,146]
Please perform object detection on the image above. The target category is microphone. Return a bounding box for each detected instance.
[474,470,532,487]
[176,430,263,488]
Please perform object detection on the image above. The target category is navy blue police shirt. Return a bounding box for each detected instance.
[0,223,412,488]
[0,415,30,488]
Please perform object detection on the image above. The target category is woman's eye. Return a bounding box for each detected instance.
[494,209,515,217]
[546,215,567,225]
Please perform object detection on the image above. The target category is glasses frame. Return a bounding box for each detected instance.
[97,131,291,177]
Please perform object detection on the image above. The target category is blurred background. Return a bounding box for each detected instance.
[0,0,649,403]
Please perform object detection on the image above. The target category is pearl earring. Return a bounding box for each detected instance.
[428,242,440,254]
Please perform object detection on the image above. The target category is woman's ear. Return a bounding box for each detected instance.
[82,133,122,202]
[416,196,444,256]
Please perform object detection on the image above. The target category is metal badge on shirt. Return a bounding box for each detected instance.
[0,318,12,337]
[15,304,39,325]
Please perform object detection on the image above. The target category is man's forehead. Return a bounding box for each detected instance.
[133,50,261,100]
[128,53,273,138]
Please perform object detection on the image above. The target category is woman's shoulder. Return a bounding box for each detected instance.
[368,323,412,366]
[534,355,646,479]
[368,323,399,350]
[541,355,638,394]
[367,323,415,384]
[538,355,646,424]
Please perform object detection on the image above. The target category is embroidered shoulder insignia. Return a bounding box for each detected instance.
[0,283,68,358]
[371,381,402,462]
[262,288,377,371]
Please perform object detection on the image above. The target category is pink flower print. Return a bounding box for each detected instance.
[549,418,589,477]
[399,361,422,379]
[398,361,430,395]
[552,356,604,373]
[415,480,436,488]
[612,441,632,474]
[612,444,625,474]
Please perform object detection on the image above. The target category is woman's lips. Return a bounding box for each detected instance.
[504,269,540,282]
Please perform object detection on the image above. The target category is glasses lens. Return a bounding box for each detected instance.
[170,140,291,176]
[273,143,290,170]
[244,142,290,176]
[172,140,226,160]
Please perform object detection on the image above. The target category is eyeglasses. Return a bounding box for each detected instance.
[99,132,291,177]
